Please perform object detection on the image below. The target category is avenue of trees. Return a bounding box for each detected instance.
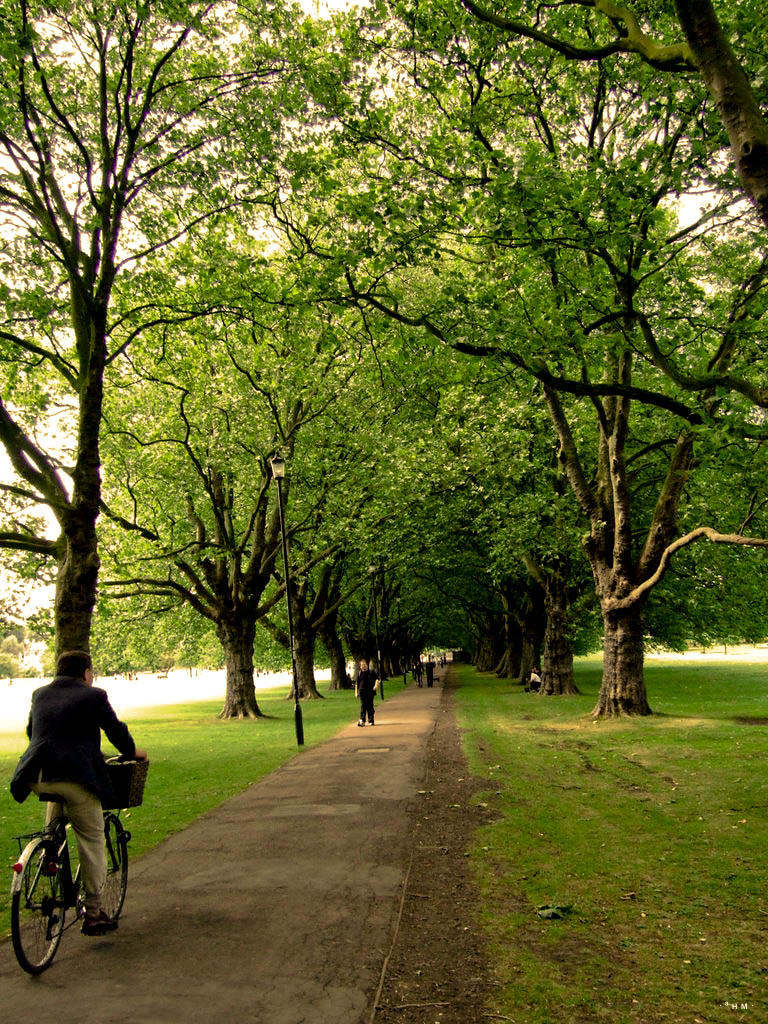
[1,0,766,719]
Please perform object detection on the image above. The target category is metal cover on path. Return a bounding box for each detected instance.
[356,746,391,754]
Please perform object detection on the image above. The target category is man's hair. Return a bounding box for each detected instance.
[56,650,92,679]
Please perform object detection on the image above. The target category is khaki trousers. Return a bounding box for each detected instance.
[31,779,106,916]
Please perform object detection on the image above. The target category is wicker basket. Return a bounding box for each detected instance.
[104,758,149,810]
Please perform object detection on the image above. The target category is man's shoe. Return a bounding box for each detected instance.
[82,910,118,936]
[357,719,365,727]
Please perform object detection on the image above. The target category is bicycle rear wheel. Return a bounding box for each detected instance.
[101,813,128,919]
[11,838,66,974]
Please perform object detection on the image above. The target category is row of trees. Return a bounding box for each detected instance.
[1,0,767,718]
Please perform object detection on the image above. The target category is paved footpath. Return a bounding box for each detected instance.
[1,679,445,1024]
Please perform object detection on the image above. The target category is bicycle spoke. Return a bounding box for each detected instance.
[11,840,66,974]
[101,814,128,920]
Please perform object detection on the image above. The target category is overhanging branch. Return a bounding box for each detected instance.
[609,526,768,611]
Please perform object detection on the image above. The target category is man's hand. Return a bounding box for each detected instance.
[134,748,149,761]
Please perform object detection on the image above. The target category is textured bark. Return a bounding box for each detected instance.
[54,281,108,655]
[508,635,522,680]
[474,634,500,672]
[539,573,578,696]
[593,606,652,717]
[292,618,323,699]
[514,584,546,685]
[518,632,537,687]
[321,623,351,690]
[496,590,521,679]
[217,619,263,719]
[54,512,100,654]
[494,648,510,678]
[675,0,768,229]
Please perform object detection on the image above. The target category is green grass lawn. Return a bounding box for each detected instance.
[0,685,359,938]
[3,659,767,1022]
[455,657,768,1024]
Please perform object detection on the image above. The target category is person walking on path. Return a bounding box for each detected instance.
[425,659,435,687]
[414,660,423,687]
[10,649,148,936]
[355,658,378,726]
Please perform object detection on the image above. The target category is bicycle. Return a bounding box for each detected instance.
[10,802,130,974]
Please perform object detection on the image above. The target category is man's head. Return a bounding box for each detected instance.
[360,659,368,671]
[56,650,93,683]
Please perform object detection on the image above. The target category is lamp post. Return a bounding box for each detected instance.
[370,565,385,701]
[270,454,304,747]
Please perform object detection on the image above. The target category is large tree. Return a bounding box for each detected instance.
[0,0,302,655]
[275,2,768,714]
[459,0,768,229]
[98,267,363,716]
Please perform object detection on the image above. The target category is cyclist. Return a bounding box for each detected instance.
[10,650,147,936]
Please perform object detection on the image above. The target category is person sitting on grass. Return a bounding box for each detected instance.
[526,667,542,692]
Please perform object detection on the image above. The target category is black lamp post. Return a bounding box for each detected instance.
[370,565,385,701]
[271,454,304,747]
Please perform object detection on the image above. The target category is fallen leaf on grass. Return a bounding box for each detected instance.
[536,904,573,920]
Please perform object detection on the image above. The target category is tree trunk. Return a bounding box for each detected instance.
[55,310,107,656]
[54,515,99,654]
[518,632,536,686]
[508,633,522,679]
[292,619,323,699]
[474,635,497,672]
[539,574,579,696]
[496,620,520,679]
[321,624,350,690]
[217,618,263,719]
[593,605,652,717]
[675,0,768,229]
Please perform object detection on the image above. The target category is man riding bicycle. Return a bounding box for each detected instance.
[10,650,148,936]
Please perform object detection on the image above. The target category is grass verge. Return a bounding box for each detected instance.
[0,685,358,939]
[454,658,768,1024]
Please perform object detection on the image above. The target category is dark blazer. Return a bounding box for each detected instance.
[356,668,378,696]
[10,676,137,806]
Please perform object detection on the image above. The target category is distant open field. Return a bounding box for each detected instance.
[0,666,333,732]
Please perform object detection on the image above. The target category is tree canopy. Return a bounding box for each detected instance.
[1,0,766,719]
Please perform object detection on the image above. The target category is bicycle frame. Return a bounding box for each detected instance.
[11,808,130,974]
[11,819,80,909]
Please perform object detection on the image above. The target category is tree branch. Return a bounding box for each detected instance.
[609,526,768,611]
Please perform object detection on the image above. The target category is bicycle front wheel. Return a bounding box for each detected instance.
[101,813,128,919]
[11,838,66,974]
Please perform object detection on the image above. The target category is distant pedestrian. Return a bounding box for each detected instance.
[414,661,423,687]
[355,658,378,726]
[425,659,435,687]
